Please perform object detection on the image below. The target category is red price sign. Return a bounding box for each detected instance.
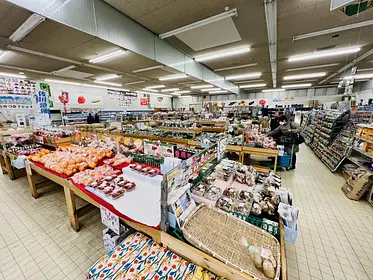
[140,98,148,106]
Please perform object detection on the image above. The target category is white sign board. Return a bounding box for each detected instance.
[330,0,355,10]
[100,205,120,234]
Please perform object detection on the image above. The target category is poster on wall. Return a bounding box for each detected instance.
[0,77,36,95]
[140,97,148,106]
[54,90,103,106]
[0,95,33,109]
[40,82,53,108]
[107,89,137,107]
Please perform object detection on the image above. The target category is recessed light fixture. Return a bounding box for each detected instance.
[145,85,166,89]
[125,81,145,85]
[96,74,120,81]
[143,88,158,92]
[45,79,81,86]
[226,72,262,80]
[282,83,312,89]
[94,81,122,86]
[0,51,7,60]
[343,73,373,79]
[195,47,250,62]
[288,47,360,62]
[209,90,228,93]
[0,72,27,79]
[159,74,187,81]
[132,65,163,73]
[89,49,125,64]
[283,72,326,80]
[174,90,190,94]
[240,83,266,89]
[9,13,45,42]
[201,88,220,92]
[161,88,179,92]
[262,89,286,92]
[190,85,213,89]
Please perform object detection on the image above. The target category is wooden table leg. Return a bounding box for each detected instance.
[63,186,80,232]
[274,155,278,172]
[26,167,38,198]
[4,154,15,180]
[241,152,244,164]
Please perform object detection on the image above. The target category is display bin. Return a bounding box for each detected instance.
[278,155,291,166]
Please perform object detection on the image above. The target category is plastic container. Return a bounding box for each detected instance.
[284,223,298,244]
[278,155,291,166]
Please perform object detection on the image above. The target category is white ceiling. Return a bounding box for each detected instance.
[0,0,373,95]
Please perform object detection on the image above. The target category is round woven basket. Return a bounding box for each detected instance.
[182,204,281,280]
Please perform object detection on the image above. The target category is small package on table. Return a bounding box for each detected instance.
[103,225,131,251]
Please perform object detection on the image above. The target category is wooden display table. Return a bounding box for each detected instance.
[242,147,279,172]
[25,160,287,280]
[0,151,26,180]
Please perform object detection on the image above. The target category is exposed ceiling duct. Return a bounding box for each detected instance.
[264,0,277,88]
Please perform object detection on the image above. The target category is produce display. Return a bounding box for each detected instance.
[120,138,143,154]
[33,128,73,138]
[122,127,196,139]
[244,125,276,149]
[88,174,137,200]
[71,165,120,186]
[129,163,159,177]
[1,133,33,150]
[104,154,132,167]
[29,144,113,176]
[8,145,44,156]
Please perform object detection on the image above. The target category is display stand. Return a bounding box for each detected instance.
[242,147,279,172]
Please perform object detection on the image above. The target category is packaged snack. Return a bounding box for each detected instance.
[216,196,234,212]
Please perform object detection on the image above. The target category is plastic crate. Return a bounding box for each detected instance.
[278,155,291,166]
[228,212,279,236]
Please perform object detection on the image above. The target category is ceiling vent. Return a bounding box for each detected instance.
[315,45,337,52]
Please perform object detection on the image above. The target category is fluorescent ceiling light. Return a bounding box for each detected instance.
[170,93,181,96]
[143,88,158,92]
[126,81,145,85]
[226,72,262,80]
[146,85,166,89]
[94,80,122,86]
[240,83,266,89]
[132,65,163,73]
[159,8,238,39]
[343,73,373,80]
[262,89,285,92]
[159,74,187,81]
[174,90,190,94]
[9,13,45,42]
[293,19,373,41]
[284,72,326,80]
[285,63,340,72]
[89,49,125,63]
[96,74,120,81]
[201,88,220,92]
[357,68,373,72]
[209,90,227,93]
[190,85,213,89]
[214,63,258,72]
[0,51,7,60]
[161,88,179,92]
[0,72,26,79]
[179,95,192,98]
[45,79,81,86]
[234,79,264,84]
[178,81,197,85]
[283,79,318,84]
[288,47,360,62]
[19,72,24,75]
[195,47,250,62]
[82,84,129,91]
[52,65,76,74]
[136,90,169,97]
[282,83,312,89]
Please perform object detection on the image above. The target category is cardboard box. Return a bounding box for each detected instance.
[103,225,130,252]
[342,172,372,200]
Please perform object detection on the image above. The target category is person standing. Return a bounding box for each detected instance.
[87,113,94,124]
[94,113,100,123]
[268,114,301,170]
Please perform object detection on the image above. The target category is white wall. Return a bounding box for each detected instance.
[46,82,172,110]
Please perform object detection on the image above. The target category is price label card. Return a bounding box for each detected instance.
[100,205,120,234]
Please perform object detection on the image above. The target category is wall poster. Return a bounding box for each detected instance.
[107,89,137,107]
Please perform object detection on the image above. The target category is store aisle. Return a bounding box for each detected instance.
[0,175,106,280]
[281,145,373,280]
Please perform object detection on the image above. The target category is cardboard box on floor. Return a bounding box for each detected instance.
[341,171,373,200]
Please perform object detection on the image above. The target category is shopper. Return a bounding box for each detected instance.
[87,113,94,124]
[268,114,301,170]
[94,113,100,123]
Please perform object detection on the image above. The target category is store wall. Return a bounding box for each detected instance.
[46,81,172,110]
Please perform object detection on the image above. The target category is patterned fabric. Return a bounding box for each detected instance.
[87,232,218,280]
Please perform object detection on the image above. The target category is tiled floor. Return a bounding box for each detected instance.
[1,145,373,279]
[281,145,373,280]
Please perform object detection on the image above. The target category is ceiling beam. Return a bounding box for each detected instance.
[293,19,373,41]
[264,0,277,88]
[319,47,373,84]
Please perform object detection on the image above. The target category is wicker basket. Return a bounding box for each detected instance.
[182,204,281,280]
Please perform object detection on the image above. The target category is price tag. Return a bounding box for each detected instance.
[25,161,32,175]
[100,205,120,234]
[39,137,44,144]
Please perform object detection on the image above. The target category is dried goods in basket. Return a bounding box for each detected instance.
[182,204,281,280]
